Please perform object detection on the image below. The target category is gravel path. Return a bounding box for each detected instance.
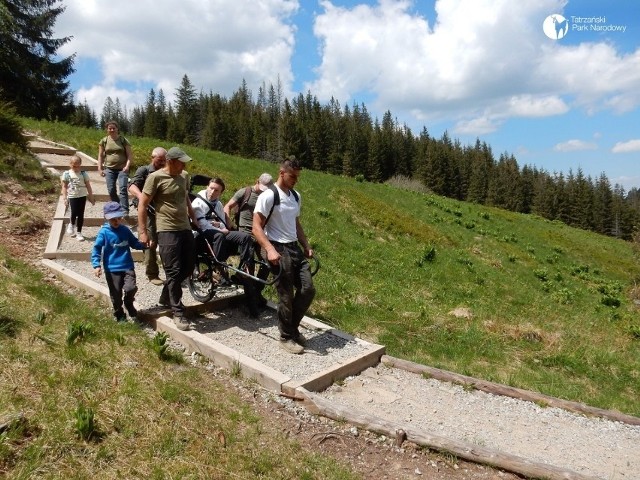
[320,364,640,479]
[53,251,374,384]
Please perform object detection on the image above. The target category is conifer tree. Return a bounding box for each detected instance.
[173,74,198,144]
[0,0,75,119]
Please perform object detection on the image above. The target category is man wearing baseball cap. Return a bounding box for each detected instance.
[137,147,198,330]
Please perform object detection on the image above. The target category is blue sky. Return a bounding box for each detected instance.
[55,0,640,190]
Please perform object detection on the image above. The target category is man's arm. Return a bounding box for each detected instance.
[223,197,237,219]
[128,167,146,200]
[253,212,280,265]
[137,192,152,245]
[296,218,313,258]
[186,195,198,227]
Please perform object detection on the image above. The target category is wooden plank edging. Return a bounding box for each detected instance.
[284,343,385,396]
[154,316,291,392]
[382,355,640,426]
[298,388,600,480]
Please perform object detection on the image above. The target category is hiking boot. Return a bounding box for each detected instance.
[174,316,190,331]
[66,223,75,236]
[75,233,85,241]
[158,293,170,307]
[292,332,307,347]
[125,305,137,319]
[279,338,304,354]
[148,277,164,286]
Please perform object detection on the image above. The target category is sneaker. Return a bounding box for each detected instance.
[174,316,190,331]
[115,315,127,323]
[66,223,75,236]
[279,338,304,354]
[148,277,165,286]
[292,332,307,347]
[75,233,85,241]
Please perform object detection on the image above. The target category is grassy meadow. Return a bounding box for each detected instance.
[0,246,358,479]
[20,118,640,418]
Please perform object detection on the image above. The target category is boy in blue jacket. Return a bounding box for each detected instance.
[92,202,146,322]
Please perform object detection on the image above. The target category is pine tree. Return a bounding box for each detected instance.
[0,0,75,119]
[68,99,97,128]
[173,74,198,144]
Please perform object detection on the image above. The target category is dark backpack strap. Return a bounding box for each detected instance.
[264,185,299,226]
[197,193,227,228]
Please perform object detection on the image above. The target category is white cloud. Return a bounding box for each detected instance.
[507,95,569,118]
[55,0,299,115]
[612,175,640,192]
[611,139,640,153]
[553,140,598,152]
[307,0,640,134]
[454,116,499,135]
[52,0,640,164]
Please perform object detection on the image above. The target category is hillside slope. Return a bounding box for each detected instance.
[21,119,640,417]
[0,146,523,480]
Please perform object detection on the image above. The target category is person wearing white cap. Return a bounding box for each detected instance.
[137,147,198,330]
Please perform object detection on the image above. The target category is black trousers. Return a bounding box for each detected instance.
[264,242,316,339]
[69,196,87,232]
[105,269,137,319]
[157,230,195,318]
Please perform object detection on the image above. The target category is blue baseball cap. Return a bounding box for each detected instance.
[104,201,125,219]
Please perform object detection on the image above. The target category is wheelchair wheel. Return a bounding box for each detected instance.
[188,257,217,303]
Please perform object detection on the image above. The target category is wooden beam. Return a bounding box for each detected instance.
[29,146,76,155]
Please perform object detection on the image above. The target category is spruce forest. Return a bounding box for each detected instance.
[72,74,640,241]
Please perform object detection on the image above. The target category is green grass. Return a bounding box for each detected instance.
[0,247,359,479]
[19,118,640,418]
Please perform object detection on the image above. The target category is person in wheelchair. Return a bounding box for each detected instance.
[191,177,261,316]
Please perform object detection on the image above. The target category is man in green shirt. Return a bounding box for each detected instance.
[138,147,198,330]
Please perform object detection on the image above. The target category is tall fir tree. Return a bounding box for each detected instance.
[0,0,75,119]
[173,74,198,144]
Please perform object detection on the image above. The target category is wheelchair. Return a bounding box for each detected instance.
[186,174,319,303]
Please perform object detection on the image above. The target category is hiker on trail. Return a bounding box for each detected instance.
[224,173,273,234]
[223,172,273,306]
[137,147,198,331]
[253,157,315,354]
[92,201,146,323]
[61,154,95,242]
[98,120,132,215]
[128,147,166,286]
[192,177,260,317]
